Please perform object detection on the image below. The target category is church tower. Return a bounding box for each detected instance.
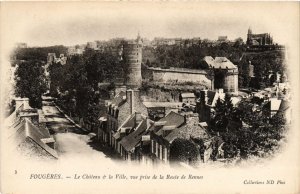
[247,27,252,45]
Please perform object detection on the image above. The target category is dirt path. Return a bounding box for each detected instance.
[43,102,115,164]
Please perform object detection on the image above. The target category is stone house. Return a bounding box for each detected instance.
[5,98,57,159]
[179,92,196,105]
[143,101,182,121]
[98,89,148,155]
[150,111,209,164]
[263,98,290,122]
[118,116,153,162]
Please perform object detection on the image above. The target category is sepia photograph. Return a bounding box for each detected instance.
[0,2,299,194]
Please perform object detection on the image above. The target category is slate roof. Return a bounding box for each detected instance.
[110,91,126,106]
[153,111,185,136]
[158,111,185,126]
[111,90,148,128]
[5,103,25,127]
[119,119,148,152]
[164,116,209,143]
[5,110,18,128]
[8,118,58,159]
[278,100,289,112]
[113,113,136,139]
[203,56,214,66]
[122,113,136,128]
[204,56,237,70]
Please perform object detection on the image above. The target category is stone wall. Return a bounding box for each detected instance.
[141,88,180,102]
[150,68,212,89]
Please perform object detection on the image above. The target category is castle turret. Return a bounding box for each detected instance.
[123,34,143,89]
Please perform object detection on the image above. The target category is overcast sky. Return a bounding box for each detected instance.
[1,2,299,47]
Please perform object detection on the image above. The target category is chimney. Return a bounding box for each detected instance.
[126,90,134,114]
[126,89,140,114]
[135,112,142,124]
[15,97,30,110]
[37,109,47,129]
[41,137,55,149]
[115,85,127,95]
[19,111,39,126]
[218,88,224,94]
[200,90,208,104]
[141,135,150,147]
[142,135,150,142]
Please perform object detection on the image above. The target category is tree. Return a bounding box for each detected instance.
[234,37,244,48]
[229,99,288,158]
[86,103,101,132]
[209,97,287,159]
[191,138,205,162]
[169,138,199,165]
[15,60,47,108]
[222,132,239,158]
[13,45,67,61]
[49,47,123,130]
[210,94,234,133]
[48,62,64,97]
[146,59,151,67]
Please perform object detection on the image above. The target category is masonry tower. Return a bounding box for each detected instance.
[123,34,143,89]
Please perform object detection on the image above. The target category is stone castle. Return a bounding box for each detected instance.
[118,34,238,95]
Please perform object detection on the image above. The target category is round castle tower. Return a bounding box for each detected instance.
[123,34,143,89]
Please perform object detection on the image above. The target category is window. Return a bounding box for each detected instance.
[156,142,159,157]
[151,140,154,153]
[115,109,119,118]
[153,140,156,154]
[158,144,160,159]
